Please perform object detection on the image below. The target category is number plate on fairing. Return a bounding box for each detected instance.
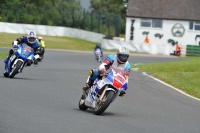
[97,79,112,88]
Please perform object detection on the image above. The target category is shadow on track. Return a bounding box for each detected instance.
[0,76,40,80]
[72,108,115,116]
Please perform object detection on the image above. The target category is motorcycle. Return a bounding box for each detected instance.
[3,43,40,78]
[94,48,103,63]
[78,67,127,115]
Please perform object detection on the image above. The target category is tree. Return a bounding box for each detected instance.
[90,0,125,14]
[90,0,128,34]
[0,0,82,27]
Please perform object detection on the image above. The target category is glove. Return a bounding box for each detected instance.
[119,89,126,97]
[12,41,19,51]
[13,45,18,51]
[12,40,18,46]
[100,69,106,74]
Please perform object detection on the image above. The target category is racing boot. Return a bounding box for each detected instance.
[34,59,38,65]
[4,56,9,63]
[4,55,11,63]
[4,49,14,63]
[82,79,93,94]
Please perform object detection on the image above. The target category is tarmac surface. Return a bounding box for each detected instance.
[0,49,199,133]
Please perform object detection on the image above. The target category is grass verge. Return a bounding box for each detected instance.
[0,32,98,51]
[132,57,200,99]
[0,52,8,58]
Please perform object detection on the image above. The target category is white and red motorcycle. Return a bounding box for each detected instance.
[78,67,127,115]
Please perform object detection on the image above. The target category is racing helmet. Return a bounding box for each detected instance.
[96,43,101,47]
[116,47,130,64]
[27,31,37,44]
[38,36,43,42]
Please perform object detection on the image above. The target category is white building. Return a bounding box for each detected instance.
[125,0,200,55]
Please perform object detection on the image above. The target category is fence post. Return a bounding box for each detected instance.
[115,15,120,37]
[90,10,93,31]
[108,13,111,35]
[82,8,85,29]
[98,11,100,33]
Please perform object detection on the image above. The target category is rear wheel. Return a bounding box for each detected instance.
[9,60,23,78]
[78,94,88,110]
[94,91,114,115]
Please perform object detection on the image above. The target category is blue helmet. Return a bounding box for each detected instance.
[27,31,37,44]
[116,47,130,64]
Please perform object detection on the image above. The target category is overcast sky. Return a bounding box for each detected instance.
[80,0,91,9]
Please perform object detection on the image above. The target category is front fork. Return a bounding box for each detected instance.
[12,59,25,73]
[97,87,117,103]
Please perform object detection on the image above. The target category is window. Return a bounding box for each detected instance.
[189,22,200,31]
[141,19,163,28]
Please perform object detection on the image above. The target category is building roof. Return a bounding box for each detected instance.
[127,0,200,21]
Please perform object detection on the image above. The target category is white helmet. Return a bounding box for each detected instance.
[27,31,37,44]
[116,47,130,64]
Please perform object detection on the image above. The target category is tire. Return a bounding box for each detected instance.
[94,91,115,115]
[9,60,23,78]
[78,95,88,110]
[4,64,9,77]
[3,72,9,77]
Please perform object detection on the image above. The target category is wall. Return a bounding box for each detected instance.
[0,22,105,44]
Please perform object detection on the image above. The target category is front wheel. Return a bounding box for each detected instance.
[4,64,9,77]
[94,91,115,115]
[3,71,9,77]
[9,60,23,78]
[78,94,88,110]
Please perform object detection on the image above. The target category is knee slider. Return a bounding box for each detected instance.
[88,70,93,76]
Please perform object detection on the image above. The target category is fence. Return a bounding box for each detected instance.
[186,45,200,56]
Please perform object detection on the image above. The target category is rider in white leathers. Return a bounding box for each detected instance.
[82,46,131,97]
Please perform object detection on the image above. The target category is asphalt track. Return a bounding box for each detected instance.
[0,49,200,133]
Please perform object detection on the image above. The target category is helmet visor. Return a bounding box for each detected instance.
[118,54,129,63]
[28,37,36,43]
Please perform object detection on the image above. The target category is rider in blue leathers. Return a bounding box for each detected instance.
[83,46,131,97]
[4,31,41,65]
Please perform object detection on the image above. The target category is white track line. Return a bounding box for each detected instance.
[142,72,200,102]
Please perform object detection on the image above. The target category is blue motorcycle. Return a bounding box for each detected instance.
[4,43,39,78]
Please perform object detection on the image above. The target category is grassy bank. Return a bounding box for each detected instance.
[0,52,7,58]
[133,58,200,99]
[0,32,98,51]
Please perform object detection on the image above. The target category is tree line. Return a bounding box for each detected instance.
[0,0,127,36]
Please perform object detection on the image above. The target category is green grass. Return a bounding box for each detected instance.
[0,32,120,53]
[0,52,7,58]
[133,58,200,99]
[0,32,97,51]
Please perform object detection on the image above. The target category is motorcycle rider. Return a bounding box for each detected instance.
[4,31,41,65]
[94,43,103,60]
[82,46,131,97]
[37,36,45,61]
